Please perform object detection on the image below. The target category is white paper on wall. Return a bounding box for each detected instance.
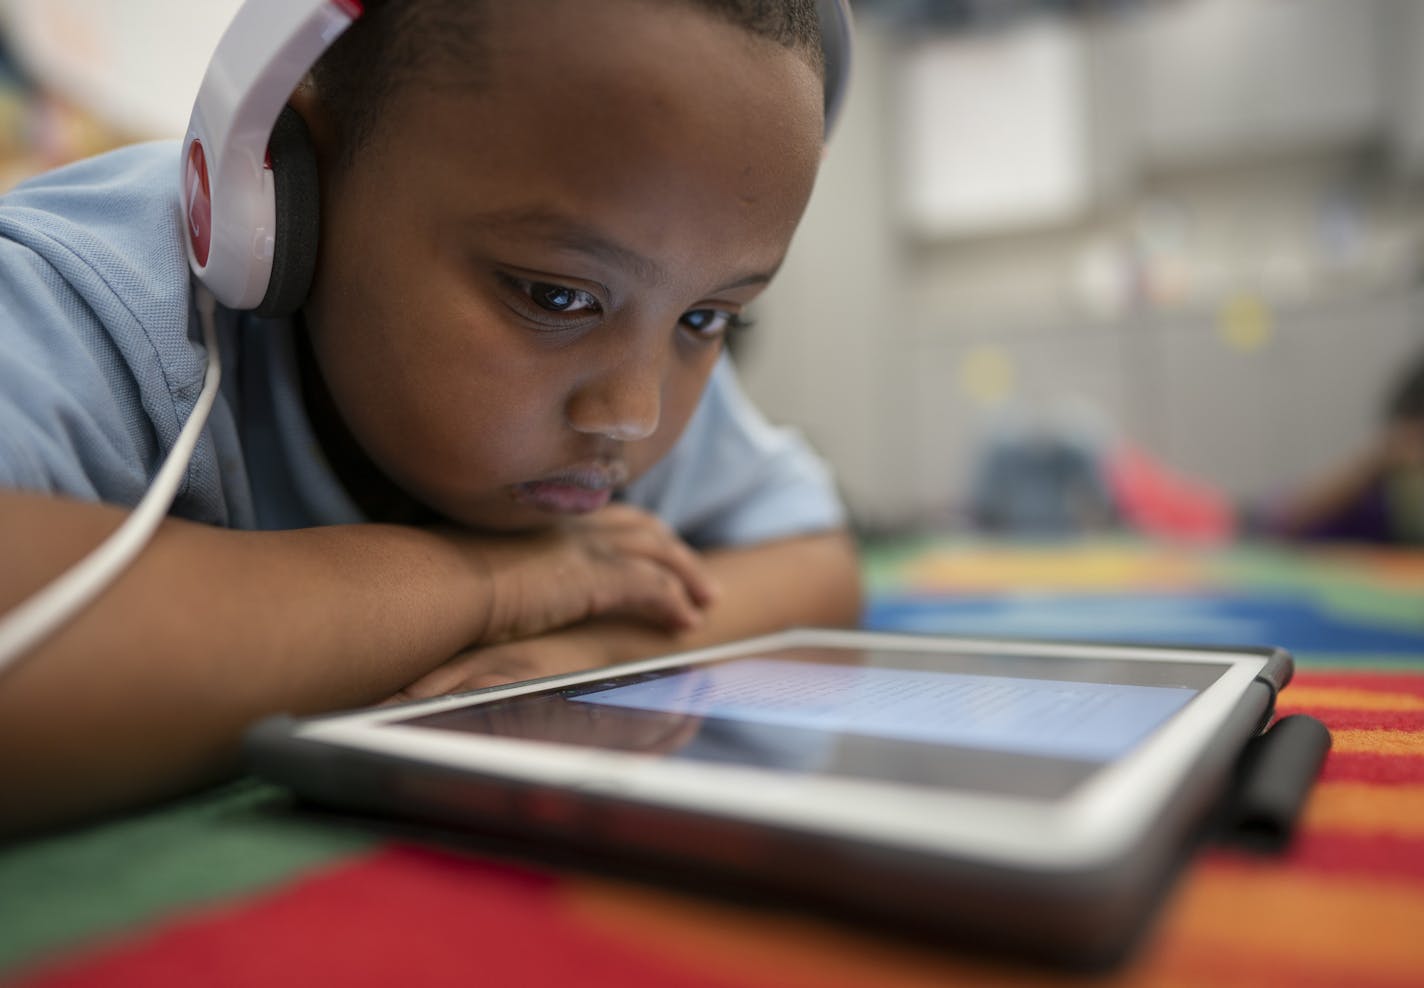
[898,19,1090,238]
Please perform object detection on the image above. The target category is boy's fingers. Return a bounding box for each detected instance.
[558,505,717,607]
[465,511,715,642]
[645,536,718,608]
[607,524,719,608]
[610,560,704,631]
[391,647,497,702]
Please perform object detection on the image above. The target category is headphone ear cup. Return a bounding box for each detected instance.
[256,104,320,317]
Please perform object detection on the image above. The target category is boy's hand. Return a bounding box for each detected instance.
[386,628,702,753]
[457,504,718,644]
[385,623,640,704]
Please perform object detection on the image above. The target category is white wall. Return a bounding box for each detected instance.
[0,0,240,138]
[742,19,923,525]
[742,3,1424,531]
[1383,0,1424,178]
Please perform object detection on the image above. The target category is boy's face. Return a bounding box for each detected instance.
[299,0,825,531]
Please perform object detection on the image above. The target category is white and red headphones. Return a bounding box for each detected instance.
[183,0,362,316]
[0,0,853,672]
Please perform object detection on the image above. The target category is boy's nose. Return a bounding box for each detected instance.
[566,353,663,442]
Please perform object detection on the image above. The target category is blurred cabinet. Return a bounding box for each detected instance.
[896,0,1391,238]
[1128,0,1383,168]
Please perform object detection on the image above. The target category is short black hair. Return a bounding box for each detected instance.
[309,0,826,167]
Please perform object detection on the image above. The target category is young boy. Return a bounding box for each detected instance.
[0,0,860,833]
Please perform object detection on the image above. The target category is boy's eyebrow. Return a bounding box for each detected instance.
[471,206,779,292]
[718,269,777,291]
[473,206,666,284]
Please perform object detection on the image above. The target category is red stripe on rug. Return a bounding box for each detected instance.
[1275,832,1424,883]
[11,844,749,988]
[1291,672,1424,696]
[1279,708,1424,731]
[1319,752,1424,785]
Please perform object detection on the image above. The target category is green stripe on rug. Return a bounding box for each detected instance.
[0,777,374,974]
[1214,550,1424,627]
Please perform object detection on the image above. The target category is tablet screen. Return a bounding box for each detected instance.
[395,645,1231,800]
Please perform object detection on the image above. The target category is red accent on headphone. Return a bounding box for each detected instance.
[332,0,363,17]
[184,139,213,268]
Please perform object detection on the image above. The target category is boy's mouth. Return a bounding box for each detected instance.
[509,459,629,515]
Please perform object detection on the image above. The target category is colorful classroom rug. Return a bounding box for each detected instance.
[2,540,1422,987]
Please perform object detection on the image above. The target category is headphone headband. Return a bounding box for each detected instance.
[183,0,852,312]
[821,0,853,138]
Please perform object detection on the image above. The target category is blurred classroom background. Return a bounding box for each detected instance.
[2,0,1422,543]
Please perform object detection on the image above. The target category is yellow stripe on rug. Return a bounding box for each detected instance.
[1329,728,1424,756]
[1279,687,1424,712]
[1301,782,1424,837]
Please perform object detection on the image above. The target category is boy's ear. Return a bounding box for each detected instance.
[286,83,332,154]
[255,100,320,318]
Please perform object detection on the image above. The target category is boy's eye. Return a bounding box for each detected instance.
[528,281,599,314]
[679,309,746,339]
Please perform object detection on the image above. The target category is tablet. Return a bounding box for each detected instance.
[246,628,1292,968]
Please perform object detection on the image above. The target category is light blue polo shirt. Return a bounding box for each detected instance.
[0,142,844,547]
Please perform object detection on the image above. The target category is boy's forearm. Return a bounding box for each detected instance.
[0,491,857,831]
[391,529,864,698]
[0,492,493,833]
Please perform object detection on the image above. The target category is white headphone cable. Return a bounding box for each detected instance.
[0,284,223,677]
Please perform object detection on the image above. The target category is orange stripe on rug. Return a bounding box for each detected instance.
[1157,864,1424,982]
[1329,729,1424,757]
[1279,687,1424,711]
[1300,782,1424,837]
[1135,937,1422,988]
